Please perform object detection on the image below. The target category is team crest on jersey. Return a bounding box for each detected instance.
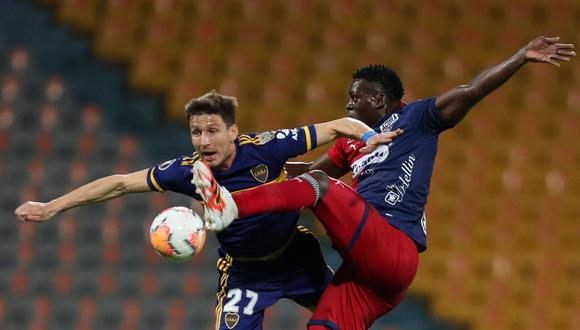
[250,164,269,183]
[225,312,239,329]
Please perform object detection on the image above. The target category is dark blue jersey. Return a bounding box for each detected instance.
[147,126,318,258]
[352,98,451,251]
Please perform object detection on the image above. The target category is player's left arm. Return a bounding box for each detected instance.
[436,36,575,127]
[313,117,402,152]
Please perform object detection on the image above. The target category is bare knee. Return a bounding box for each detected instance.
[307,170,329,198]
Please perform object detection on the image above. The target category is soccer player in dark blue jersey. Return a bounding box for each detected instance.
[15,90,399,330]
[191,36,575,330]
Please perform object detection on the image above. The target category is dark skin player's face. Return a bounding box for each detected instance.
[346,79,387,127]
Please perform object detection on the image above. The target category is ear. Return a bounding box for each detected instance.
[372,94,386,109]
[229,123,239,140]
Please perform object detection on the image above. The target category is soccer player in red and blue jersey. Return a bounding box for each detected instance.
[15,90,399,330]
[191,36,575,329]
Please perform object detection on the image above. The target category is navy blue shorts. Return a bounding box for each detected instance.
[213,227,333,330]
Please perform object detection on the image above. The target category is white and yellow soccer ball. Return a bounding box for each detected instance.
[149,206,206,261]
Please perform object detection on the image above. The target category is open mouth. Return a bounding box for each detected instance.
[201,151,217,161]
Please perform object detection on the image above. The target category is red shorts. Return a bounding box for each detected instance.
[307,179,419,330]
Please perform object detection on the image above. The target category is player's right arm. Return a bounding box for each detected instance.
[15,169,150,223]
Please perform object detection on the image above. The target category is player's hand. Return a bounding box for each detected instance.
[15,201,56,222]
[360,128,403,153]
[523,36,575,67]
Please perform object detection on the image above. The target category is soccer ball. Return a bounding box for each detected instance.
[149,206,206,261]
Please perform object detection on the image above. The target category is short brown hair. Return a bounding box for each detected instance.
[184,90,237,126]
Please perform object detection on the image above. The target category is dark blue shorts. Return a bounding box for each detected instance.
[213,227,333,330]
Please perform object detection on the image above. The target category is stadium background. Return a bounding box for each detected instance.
[1,0,579,329]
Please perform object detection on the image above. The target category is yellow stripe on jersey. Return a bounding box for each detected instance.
[303,126,312,151]
[149,169,164,192]
[239,134,260,141]
[181,152,200,166]
[217,259,228,272]
[216,255,233,275]
[238,135,261,145]
[214,255,233,330]
[297,225,312,234]
[214,273,229,330]
[230,168,288,193]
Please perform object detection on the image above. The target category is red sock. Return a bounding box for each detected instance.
[232,177,316,218]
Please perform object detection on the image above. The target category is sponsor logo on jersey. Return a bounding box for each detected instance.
[380,113,399,132]
[158,159,176,170]
[274,128,300,141]
[275,129,289,139]
[421,212,427,235]
[290,128,299,140]
[225,312,239,329]
[255,131,275,144]
[384,153,416,205]
[351,145,390,177]
[250,164,269,183]
[360,168,374,176]
[346,139,362,151]
[332,180,350,189]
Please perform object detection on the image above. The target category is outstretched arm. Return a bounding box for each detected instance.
[284,118,400,177]
[314,117,402,151]
[15,169,151,222]
[436,36,575,127]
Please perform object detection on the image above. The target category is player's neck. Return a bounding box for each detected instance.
[384,100,403,116]
[220,142,237,171]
